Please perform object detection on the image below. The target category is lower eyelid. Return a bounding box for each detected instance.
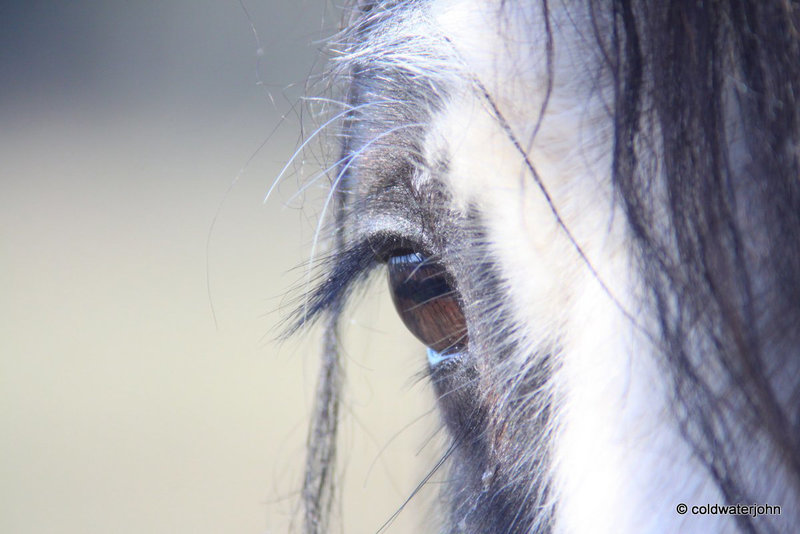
[427,347,463,367]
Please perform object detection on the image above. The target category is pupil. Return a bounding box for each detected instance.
[387,253,467,355]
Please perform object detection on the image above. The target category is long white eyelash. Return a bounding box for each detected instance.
[264,99,399,205]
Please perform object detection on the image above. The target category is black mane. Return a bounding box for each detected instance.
[614,3,800,531]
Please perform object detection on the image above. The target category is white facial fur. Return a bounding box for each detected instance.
[411,1,731,532]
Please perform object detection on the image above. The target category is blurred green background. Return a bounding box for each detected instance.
[1,2,437,532]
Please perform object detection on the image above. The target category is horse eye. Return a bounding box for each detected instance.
[386,252,468,359]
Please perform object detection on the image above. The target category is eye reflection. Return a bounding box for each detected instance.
[386,252,468,359]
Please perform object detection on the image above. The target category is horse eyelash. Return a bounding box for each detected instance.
[284,233,416,336]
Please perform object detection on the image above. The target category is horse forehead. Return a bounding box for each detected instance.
[404,1,623,348]
[347,1,611,200]
[347,0,619,278]
[419,89,614,213]
[406,1,614,202]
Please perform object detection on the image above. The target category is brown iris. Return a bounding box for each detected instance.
[386,252,468,355]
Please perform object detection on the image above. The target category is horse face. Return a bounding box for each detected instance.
[293,2,800,532]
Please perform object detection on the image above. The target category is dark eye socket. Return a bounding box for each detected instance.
[386,252,468,356]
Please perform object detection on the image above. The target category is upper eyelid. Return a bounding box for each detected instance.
[368,232,438,263]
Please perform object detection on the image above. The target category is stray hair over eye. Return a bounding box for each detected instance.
[386,252,468,357]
